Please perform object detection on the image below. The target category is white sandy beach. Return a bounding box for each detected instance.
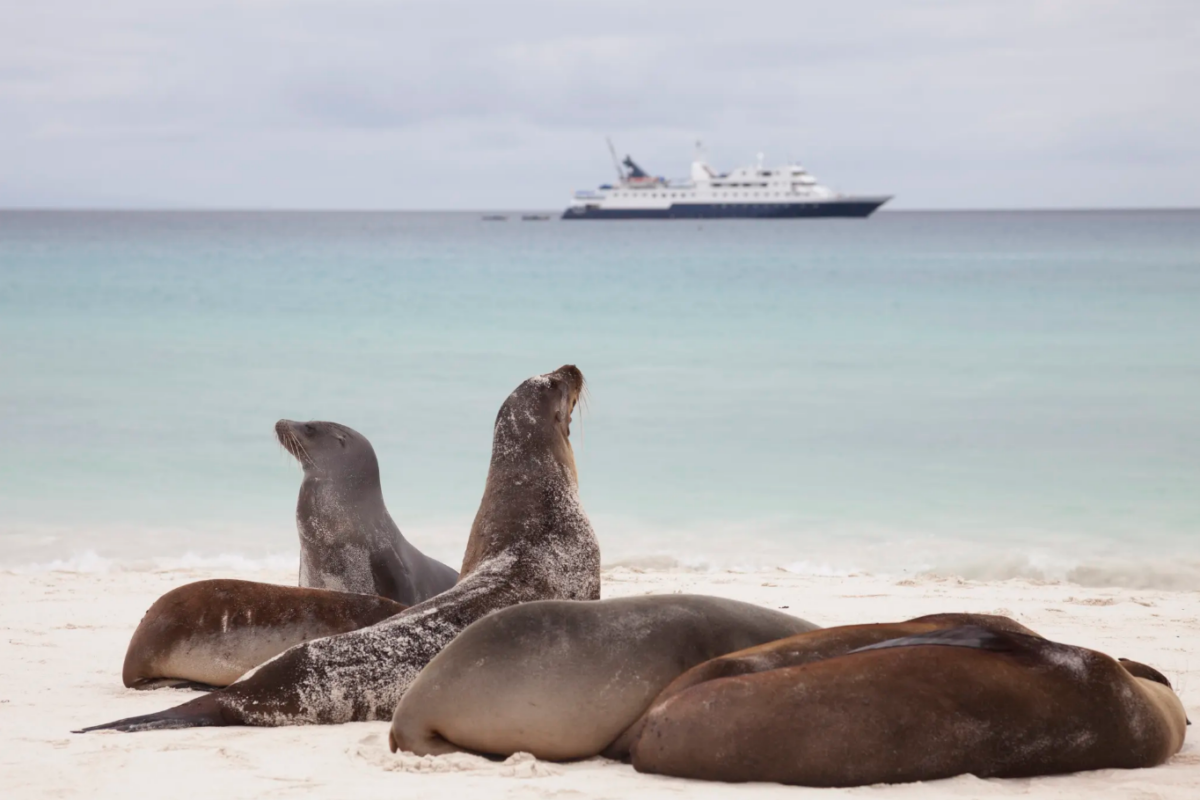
[1,565,1196,799]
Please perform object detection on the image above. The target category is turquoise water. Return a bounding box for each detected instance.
[1,210,1197,586]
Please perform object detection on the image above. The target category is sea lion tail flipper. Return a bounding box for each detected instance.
[847,625,1038,656]
[74,692,227,733]
[1118,658,1173,688]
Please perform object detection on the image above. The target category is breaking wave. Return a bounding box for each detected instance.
[2,516,1197,591]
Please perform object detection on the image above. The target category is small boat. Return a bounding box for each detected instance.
[521,214,551,221]
[481,215,508,221]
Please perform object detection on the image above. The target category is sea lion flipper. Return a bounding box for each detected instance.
[1118,658,1174,688]
[127,677,221,692]
[847,625,1036,656]
[75,693,226,733]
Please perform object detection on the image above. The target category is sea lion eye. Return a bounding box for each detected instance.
[336,436,346,448]
[305,424,317,436]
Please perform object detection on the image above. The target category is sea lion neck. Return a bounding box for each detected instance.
[299,457,382,495]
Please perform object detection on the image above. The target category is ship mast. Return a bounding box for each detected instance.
[606,136,626,184]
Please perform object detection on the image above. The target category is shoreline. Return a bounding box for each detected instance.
[1,565,1197,798]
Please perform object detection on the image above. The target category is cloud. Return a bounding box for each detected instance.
[0,0,1197,208]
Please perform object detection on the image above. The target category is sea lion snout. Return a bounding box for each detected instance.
[546,365,584,430]
[549,364,584,397]
[275,419,313,465]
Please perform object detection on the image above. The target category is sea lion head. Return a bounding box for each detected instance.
[275,419,380,492]
[491,364,584,473]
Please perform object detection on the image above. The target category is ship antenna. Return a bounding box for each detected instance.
[606,136,626,182]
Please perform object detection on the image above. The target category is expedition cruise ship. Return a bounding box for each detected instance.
[563,143,891,220]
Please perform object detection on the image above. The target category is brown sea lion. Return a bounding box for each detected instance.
[276,419,458,606]
[616,612,1037,750]
[630,625,1188,786]
[388,594,821,761]
[122,579,405,690]
[79,365,599,732]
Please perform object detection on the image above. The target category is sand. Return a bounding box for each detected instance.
[1,564,1196,798]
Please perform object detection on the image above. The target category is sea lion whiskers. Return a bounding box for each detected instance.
[274,421,314,467]
[276,431,301,466]
[291,428,315,467]
[575,380,589,451]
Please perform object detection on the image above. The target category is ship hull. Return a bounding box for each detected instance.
[562,198,890,220]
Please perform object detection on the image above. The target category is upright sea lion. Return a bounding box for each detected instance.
[388,594,821,761]
[80,365,599,732]
[119,418,451,691]
[631,625,1188,786]
[122,580,405,690]
[276,419,458,605]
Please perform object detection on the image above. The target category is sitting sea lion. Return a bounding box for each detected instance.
[122,580,405,690]
[119,418,454,691]
[80,365,599,732]
[276,418,458,605]
[388,594,821,760]
[630,625,1188,786]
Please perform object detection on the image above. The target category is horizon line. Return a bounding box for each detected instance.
[2,206,1199,214]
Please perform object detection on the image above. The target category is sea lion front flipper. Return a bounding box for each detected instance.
[847,625,1037,656]
[74,692,227,733]
[126,677,221,692]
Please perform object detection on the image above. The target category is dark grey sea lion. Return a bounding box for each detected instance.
[275,419,458,606]
[121,579,405,690]
[630,625,1188,786]
[388,594,820,761]
[79,364,599,732]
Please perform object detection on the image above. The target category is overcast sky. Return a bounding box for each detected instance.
[2,0,1197,209]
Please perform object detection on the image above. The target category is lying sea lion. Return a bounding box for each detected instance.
[388,594,821,760]
[617,612,1037,746]
[631,625,1187,786]
[276,418,458,605]
[80,365,599,732]
[122,579,405,690]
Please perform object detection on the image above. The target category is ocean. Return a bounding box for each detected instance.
[1,210,1197,588]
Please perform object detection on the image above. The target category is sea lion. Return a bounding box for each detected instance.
[630,625,1188,786]
[122,579,405,690]
[79,364,599,732]
[618,612,1037,746]
[276,419,458,605]
[388,594,821,761]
